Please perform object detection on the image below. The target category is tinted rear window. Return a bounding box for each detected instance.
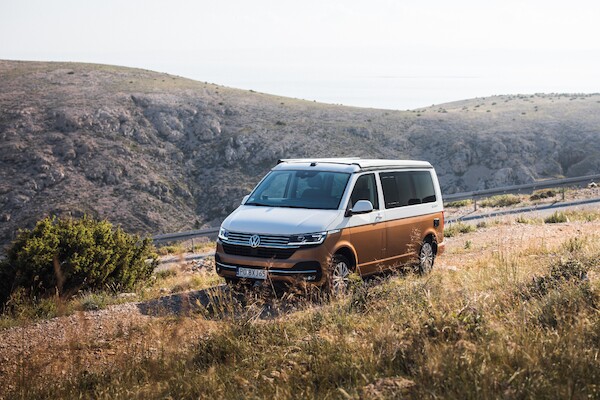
[380,170,436,209]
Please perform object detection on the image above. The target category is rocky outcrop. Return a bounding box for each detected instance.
[1,60,600,248]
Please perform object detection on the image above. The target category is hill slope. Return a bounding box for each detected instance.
[1,60,600,246]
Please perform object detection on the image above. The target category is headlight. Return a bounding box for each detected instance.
[218,227,229,241]
[288,232,327,246]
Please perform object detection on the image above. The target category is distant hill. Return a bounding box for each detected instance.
[1,60,600,247]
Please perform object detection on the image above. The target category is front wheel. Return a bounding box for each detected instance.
[327,254,352,295]
[418,241,435,274]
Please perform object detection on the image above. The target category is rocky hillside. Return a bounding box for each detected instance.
[1,60,600,247]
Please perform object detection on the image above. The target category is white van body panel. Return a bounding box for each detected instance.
[221,206,340,235]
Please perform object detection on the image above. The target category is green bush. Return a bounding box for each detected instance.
[0,216,157,308]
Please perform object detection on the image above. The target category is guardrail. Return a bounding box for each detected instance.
[152,173,600,244]
[443,173,600,202]
[153,227,219,244]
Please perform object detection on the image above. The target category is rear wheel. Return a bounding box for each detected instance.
[327,254,352,295]
[418,240,435,274]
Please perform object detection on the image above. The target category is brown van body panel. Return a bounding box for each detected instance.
[383,211,444,268]
[345,222,385,275]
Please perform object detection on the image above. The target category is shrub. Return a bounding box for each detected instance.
[479,194,521,208]
[78,292,109,311]
[530,189,558,201]
[156,244,184,256]
[515,215,540,224]
[0,216,157,307]
[523,258,590,300]
[444,222,475,237]
[445,199,472,208]
[544,211,568,224]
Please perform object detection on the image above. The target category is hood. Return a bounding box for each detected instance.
[221,205,340,235]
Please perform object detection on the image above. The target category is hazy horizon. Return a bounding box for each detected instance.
[2,0,599,109]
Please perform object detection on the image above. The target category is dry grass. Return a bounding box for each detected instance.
[444,221,476,237]
[2,215,600,399]
[445,199,472,208]
[479,194,522,208]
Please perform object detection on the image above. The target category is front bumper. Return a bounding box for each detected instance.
[215,238,336,285]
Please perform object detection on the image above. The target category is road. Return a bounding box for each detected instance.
[447,196,600,224]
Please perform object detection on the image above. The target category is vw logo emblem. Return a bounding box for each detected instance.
[249,234,261,248]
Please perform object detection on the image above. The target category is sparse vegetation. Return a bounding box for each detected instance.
[157,244,184,256]
[77,292,110,311]
[530,188,558,201]
[445,199,472,208]
[5,229,600,399]
[444,221,476,237]
[479,194,522,208]
[515,215,541,224]
[544,211,568,223]
[564,209,600,222]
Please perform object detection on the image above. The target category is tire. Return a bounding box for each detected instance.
[418,240,435,274]
[327,254,352,295]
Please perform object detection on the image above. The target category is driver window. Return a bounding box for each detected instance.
[350,174,379,209]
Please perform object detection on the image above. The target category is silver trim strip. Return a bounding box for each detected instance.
[222,239,299,249]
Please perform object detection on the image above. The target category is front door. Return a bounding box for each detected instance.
[345,174,385,275]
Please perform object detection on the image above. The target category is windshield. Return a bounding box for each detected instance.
[246,170,351,210]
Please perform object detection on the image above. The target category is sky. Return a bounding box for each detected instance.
[1,0,600,109]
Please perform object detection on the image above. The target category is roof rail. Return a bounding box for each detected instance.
[277,157,360,164]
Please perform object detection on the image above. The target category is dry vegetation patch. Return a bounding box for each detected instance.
[1,216,600,399]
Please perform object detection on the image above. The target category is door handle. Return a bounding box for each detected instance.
[375,214,383,221]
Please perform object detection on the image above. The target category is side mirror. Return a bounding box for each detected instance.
[346,200,373,216]
[241,195,249,205]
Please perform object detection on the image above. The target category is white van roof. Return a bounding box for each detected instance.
[275,158,433,172]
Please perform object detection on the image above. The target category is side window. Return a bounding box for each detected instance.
[412,171,436,203]
[380,172,400,208]
[395,172,413,206]
[381,170,435,208]
[350,174,379,209]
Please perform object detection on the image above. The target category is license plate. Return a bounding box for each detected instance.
[237,267,267,280]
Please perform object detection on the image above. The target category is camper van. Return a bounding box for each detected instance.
[215,158,445,291]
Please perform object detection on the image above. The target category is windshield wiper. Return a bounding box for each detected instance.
[245,202,271,206]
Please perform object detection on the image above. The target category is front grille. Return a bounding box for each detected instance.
[226,232,290,247]
[222,243,296,259]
